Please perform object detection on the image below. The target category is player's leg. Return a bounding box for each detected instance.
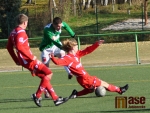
[69,77,97,99]
[40,49,52,97]
[86,76,128,95]
[34,64,69,107]
[100,80,129,94]
[69,88,94,99]
[32,64,53,107]
[31,72,50,99]
[41,49,50,67]
[100,80,120,92]
[69,76,128,99]
[90,76,128,94]
[44,89,50,98]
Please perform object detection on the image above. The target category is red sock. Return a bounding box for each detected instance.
[77,89,94,96]
[46,82,58,101]
[36,76,58,101]
[107,84,120,93]
[36,76,48,98]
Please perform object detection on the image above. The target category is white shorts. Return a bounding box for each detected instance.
[41,45,65,64]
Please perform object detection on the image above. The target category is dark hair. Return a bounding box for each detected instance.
[53,17,62,25]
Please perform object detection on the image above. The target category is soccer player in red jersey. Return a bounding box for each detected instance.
[6,14,68,107]
[49,38,129,98]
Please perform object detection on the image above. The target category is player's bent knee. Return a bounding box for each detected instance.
[88,89,94,93]
[46,73,53,80]
[101,81,109,88]
[42,57,50,65]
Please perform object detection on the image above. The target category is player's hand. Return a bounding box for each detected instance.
[49,53,54,58]
[16,62,20,66]
[33,56,37,60]
[72,34,77,38]
[68,73,73,79]
[52,36,57,41]
[98,40,104,45]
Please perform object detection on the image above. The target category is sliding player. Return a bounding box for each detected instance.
[49,38,129,98]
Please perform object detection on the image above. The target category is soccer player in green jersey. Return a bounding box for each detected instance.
[39,17,75,90]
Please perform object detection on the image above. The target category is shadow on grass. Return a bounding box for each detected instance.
[0,98,51,103]
[0,98,54,110]
[0,98,33,103]
[0,105,53,111]
[0,106,39,110]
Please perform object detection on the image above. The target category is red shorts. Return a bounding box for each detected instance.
[22,60,52,77]
[77,75,101,89]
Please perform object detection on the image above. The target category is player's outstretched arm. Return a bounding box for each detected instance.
[78,40,104,57]
[49,53,69,66]
[62,22,75,37]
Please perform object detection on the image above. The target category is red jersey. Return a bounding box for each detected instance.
[7,26,43,71]
[51,41,101,89]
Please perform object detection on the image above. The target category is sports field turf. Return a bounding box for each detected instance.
[0,64,150,113]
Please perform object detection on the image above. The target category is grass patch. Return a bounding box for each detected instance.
[0,65,150,113]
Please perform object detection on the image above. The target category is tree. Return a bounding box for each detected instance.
[144,0,148,25]
[0,0,21,38]
[26,0,32,4]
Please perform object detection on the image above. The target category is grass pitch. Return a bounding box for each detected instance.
[0,65,150,113]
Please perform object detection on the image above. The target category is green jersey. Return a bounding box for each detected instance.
[39,22,75,51]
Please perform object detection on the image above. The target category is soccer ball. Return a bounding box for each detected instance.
[95,86,106,97]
